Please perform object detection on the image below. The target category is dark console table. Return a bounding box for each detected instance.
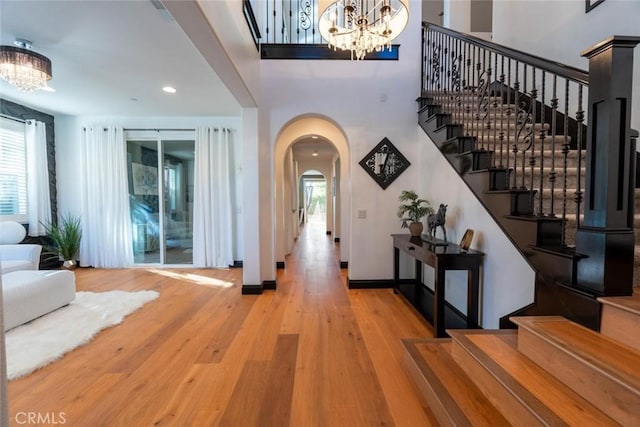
[392,234,484,338]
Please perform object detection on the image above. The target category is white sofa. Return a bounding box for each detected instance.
[3,270,76,330]
[0,221,75,330]
[0,244,42,274]
[0,221,42,274]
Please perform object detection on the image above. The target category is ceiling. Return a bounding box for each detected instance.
[0,0,241,117]
[292,137,337,164]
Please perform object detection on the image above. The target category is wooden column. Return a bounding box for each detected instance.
[575,36,640,295]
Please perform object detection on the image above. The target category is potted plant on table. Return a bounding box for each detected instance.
[397,190,433,237]
[43,213,82,270]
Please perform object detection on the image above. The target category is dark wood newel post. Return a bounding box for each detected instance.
[575,36,640,296]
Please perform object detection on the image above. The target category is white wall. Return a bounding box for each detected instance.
[55,114,244,262]
[417,130,535,328]
[423,0,444,25]
[493,0,640,132]
[262,0,423,280]
[443,0,492,40]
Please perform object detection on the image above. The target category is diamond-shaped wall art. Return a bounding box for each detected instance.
[358,137,410,190]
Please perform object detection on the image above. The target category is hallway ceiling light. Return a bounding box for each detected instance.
[319,0,409,60]
[0,39,52,92]
[312,150,319,157]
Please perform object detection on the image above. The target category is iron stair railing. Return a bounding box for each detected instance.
[421,22,590,247]
[419,22,640,328]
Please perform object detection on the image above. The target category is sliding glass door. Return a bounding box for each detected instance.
[127,133,195,265]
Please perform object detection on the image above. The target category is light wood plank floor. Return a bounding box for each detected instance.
[8,222,437,426]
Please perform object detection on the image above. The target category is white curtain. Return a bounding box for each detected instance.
[25,120,51,236]
[193,127,234,268]
[79,126,133,267]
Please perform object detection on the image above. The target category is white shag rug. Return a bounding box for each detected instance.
[6,290,159,380]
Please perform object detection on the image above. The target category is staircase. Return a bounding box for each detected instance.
[419,24,640,331]
[402,294,640,425]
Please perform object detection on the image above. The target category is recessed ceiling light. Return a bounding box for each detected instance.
[311,135,319,139]
[312,150,319,157]
[162,86,176,94]
[41,85,56,92]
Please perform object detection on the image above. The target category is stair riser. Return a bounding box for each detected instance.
[463,123,550,133]
[478,150,576,168]
[599,305,640,352]
[450,340,546,426]
[512,170,583,188]
[402,348,462,426]
[495,191,583,217]
[493,154,582,171]
[539,190,640,211]
[517,327,640,426]
[439,99,513,114]
[475,136,572,147]
[402,339,511,426]
[427,95,504,102]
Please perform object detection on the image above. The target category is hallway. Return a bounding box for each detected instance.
[8,224,436,426]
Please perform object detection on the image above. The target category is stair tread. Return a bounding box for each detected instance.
[449,330,619,425]
[402,338,510,426]
[598,293,640,315]
[511,316,640,392]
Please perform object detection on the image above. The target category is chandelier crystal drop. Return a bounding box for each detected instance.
[319,0,409,60]
[0,40,52,92]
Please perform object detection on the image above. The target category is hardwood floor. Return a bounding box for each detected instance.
[7,223,437,426]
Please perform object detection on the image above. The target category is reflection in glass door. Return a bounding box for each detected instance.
[127,135,195,264]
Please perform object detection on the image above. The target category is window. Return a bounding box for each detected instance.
[0,117,27,221]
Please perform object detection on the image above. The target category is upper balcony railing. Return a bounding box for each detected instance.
[244,0,400,60]
[243,0,323,46]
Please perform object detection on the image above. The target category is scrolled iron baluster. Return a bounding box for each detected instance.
[456,42,463,127]
[447,35,452,112]
[492,52,498,168]
[464,43,472,136]
[444,33,450,108]
[476,52,491,152]
[517,65,535,189]
[506,58,513,182]
[422,27,427,96]
[431,43,441,103]
[440,32,446,107]
[475,47,483,148]
[528,68,538,214]
[512,62,521,188]
[561,80,570,245]
[538,71,547,216]
[549,76,558,217]
[498,56,506,168]
[450,41,462,127]
[575,85,585,229]
[298,0,312,41]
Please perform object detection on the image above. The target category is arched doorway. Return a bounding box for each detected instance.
[274,115,350,269]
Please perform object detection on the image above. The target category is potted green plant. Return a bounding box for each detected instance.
[397,190,433,236]
[43,213,82,270]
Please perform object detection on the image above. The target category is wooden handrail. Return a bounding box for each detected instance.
[423,22,589,85]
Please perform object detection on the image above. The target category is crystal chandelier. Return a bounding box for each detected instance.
[319,0,409,60]
[0,39,52,92]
